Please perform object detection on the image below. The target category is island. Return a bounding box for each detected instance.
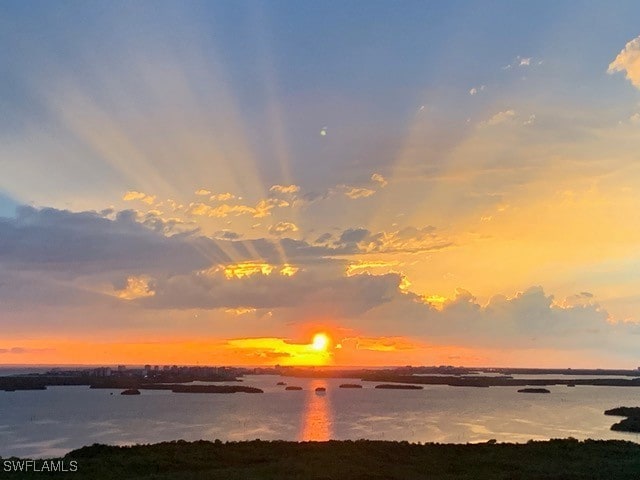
[120,389,140,395]
[375,384,423,390]
[167,385,262,394]
[285,386,303,391]
[604,407,640,433]
[5,365,640,392]
[339,383,363,388]
[517,388,551,394]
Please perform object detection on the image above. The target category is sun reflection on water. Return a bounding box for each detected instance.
[300,380,333,441]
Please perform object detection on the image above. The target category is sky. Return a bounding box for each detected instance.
[1,1,640,367]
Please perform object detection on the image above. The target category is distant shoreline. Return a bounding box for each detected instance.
[4,366,640,391]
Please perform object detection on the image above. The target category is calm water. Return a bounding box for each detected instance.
[1,374,639,458]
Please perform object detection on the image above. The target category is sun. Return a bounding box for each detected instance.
[311,333,330,351]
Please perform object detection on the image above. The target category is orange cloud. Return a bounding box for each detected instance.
[226,337,332,366]
[115,276,155,300]
[122,190,156,205]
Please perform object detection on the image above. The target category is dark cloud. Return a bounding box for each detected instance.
[356,285,628,352]
[337,228,370,244]
[142,268,410,317]
[214,230,242,240]
[314,233,333,244]
[0,206,229,275]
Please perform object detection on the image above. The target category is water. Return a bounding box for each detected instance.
[1,375,639,458]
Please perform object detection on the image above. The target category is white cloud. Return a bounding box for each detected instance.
[608,36,640,89]
[503,56,540,70]
[486,109,516,126]
[371,173,388,187]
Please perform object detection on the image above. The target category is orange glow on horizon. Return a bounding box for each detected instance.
[1,333,624,368]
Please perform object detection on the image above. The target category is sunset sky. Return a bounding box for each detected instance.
[1,1,640,367]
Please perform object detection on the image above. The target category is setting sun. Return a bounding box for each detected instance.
[311,333,330,352]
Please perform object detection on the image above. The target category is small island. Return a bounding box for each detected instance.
[375,384,423,390]
[285,386,303,391]
[339,383,363,388]
[517,388,551,394]
[120,389,141,395]
[168,385,262,394]
[604,407,640,433]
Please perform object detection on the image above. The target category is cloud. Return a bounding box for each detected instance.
[486,109,516,126]
[122,190,156,205]
[337,228,370,244]
[225,337,327,366]
[330,225,449,254]
[0,347,53,354]
[358,285,639,354]
[210,192,236,201]
[214,229,242,240]
[348,336,418,352]
[186,198,288,218]
[2,205,638,364]
[342,186,376,199]
[503,56,540,70]
[608,36,640,89]
[268,221,299,236]
[195,189,211,196]
[314,233,333,244]
[0,206,229,275]
[143,267,409,316]
[269,184,300,195]
[225,307,257,316]
[523,114,536,126]
[371,173,388,187]
[346,260,402,276]
[114,275,155,300]
[140,212,199,236]
[469,85,485,95]
[630,113,640,124]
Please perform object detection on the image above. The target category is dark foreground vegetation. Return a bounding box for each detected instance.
[3,439,640,479]
[605,407,640,433]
